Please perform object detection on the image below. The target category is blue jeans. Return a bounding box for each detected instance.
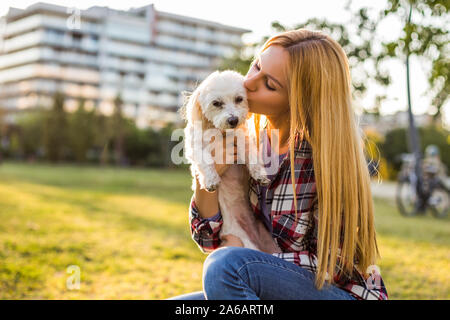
[168,247,356,300]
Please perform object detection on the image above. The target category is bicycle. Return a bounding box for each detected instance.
[396,153,449,218]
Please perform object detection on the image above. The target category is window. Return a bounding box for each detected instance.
[72,32,82,43]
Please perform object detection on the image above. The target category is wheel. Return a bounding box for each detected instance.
[396,176,419,217]
[429,183,449,219]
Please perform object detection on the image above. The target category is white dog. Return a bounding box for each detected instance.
[180,70,281,253]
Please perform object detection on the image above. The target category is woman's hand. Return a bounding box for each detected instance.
[210,133,240,177]
[220,234,244,247]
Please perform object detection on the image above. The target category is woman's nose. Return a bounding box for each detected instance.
[244,75,256,92]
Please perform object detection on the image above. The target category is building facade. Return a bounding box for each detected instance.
[0,2,250,129]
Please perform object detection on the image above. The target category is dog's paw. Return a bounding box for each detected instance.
[257,176,271,186]
[203,173,221,192]
[205,184,219,192]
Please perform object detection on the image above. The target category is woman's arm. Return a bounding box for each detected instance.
[193,134,238,218]
[193,175,220,218]
[189,134,239,252]
[189,193,223,253]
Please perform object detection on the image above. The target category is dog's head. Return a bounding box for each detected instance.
[180,70,249,130]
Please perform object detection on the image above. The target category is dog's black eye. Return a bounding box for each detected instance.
[235,96,243,104]
[213,100,223,107]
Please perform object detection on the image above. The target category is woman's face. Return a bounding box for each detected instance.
[244,45,290,117]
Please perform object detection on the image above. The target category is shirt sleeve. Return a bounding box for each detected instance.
[189,194,223,253]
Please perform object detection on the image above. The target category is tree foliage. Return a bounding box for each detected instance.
[378,0,449,122]
[69,98,96,162]
[2,93,183,168]
[219,0,448,120]
[43,91,68,162]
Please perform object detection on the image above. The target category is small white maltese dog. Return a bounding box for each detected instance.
[180,70,281,253]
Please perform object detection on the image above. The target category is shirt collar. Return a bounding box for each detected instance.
[263,129,312,162]
[292,131,313,160]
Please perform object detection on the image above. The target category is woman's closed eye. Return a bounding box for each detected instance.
[252,62,276,91]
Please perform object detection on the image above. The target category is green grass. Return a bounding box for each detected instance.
[0,162,449,299]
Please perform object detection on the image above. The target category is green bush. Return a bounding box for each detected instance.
[380,126,450,178]
[1,106,182,169]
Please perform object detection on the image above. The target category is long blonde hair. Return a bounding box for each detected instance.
[252,29,380,289]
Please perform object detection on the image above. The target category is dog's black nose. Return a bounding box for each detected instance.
[227,116,239,127]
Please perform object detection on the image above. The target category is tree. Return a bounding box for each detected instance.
[112,93,126,166]
[69,98,95,163]
[0,107,5,164]
[219,1,448,121]
[217,48,257,75]
[219,15,392,104]
[362,0,449,204]
[16,111,46,160]
[43,92,68,162]
[270,17,390,100]
[378,0,449,124]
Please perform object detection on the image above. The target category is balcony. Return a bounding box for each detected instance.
[3,30,45,52]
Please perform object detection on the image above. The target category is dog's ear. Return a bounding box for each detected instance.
[178,91,190,122]
[182,88,203,125]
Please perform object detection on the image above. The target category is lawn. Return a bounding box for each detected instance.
[0,162,448,299]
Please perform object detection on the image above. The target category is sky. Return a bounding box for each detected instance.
[1,0,448,125]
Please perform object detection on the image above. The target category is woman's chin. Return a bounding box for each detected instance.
[247,105,260,114]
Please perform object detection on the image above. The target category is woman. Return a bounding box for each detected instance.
[170,29,388,300]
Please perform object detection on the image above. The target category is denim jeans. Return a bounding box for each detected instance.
[168,247,356,300]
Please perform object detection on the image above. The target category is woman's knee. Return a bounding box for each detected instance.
[203,247,241,278]
[202,247,247,295]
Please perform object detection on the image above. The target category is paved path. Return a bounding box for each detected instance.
[371,178,449,200]
[371,180,397,200]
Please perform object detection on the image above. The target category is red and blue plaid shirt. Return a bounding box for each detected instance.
[189,130,388,300]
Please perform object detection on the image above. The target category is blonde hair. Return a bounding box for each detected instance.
[252,29,380,289]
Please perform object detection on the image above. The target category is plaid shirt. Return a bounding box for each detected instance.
[189,131,388,300]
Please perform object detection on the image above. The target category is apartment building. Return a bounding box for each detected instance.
[0,2,250,129]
